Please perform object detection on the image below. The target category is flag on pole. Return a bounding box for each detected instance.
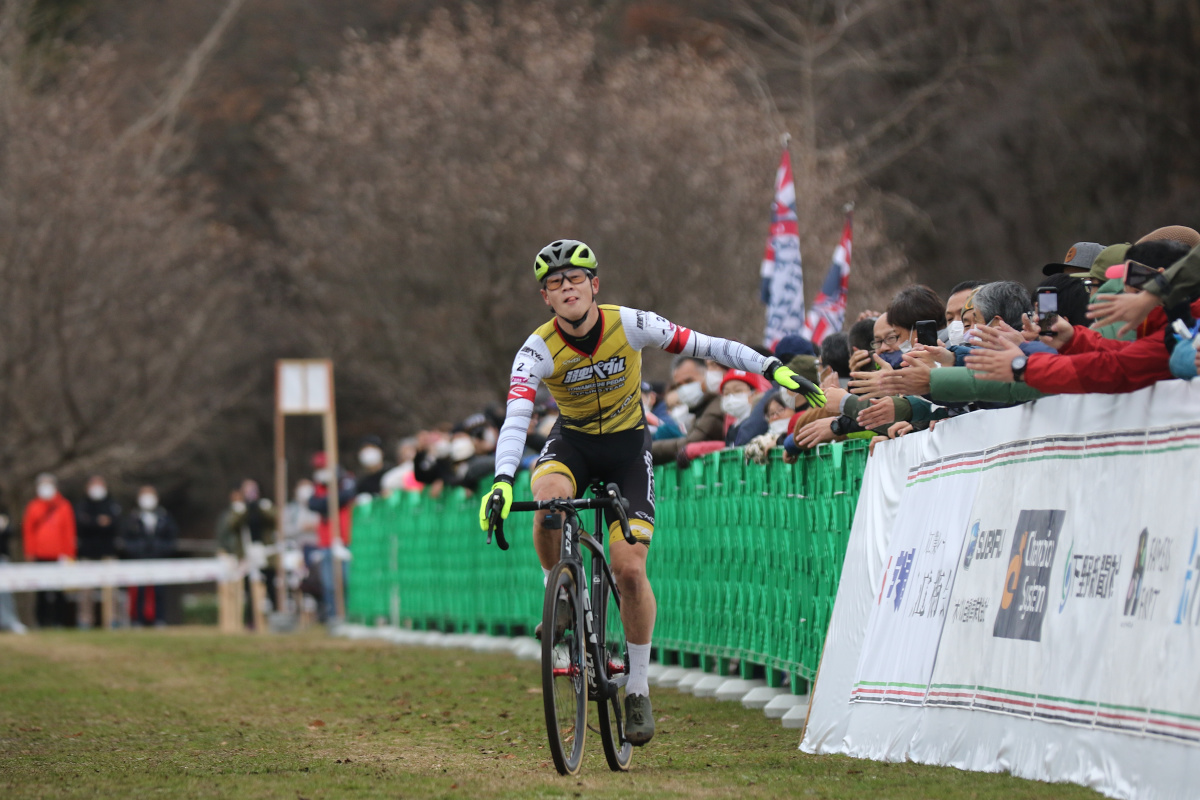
[804,207,853,345]
[760,144,805,349]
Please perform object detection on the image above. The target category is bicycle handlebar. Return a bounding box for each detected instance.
[486,483,637,550]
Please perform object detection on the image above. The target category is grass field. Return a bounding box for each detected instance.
[0,629,1102,799]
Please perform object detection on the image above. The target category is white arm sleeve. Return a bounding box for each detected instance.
[493,335,554,479]
[619,306,769,373]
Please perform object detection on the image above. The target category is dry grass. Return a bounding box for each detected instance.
[0,628,1101,799]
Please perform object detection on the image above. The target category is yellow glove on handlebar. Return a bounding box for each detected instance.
[478,477,514,532]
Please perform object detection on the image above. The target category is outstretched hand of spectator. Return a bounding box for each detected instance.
[1038,314,1075,351]
[848,349,873,373]
[856,309,883,322]
[856,397,896,429]
[963,325,1024,382]
[792,417,838,450]
[1021,313,1041,342]
[848,354,894,399]
[887,421,914,439]
[1088,290,1162,336]
[989,317,1026,346]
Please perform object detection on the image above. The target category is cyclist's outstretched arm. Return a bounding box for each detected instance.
[619,307,769,370]
[619,307,825,407]
[493,336,553,479]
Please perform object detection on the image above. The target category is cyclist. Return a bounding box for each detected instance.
[480,239,825,746]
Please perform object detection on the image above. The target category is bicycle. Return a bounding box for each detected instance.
[486,480,638,776]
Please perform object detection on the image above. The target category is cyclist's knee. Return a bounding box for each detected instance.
[532,473,573,502]
[610,548,649,593]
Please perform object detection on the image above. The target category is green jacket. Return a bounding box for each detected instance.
[1144,244,1200,310]
[929,366,1047,404]
[1093,279,1137,341]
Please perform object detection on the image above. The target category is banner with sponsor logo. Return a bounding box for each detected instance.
[802,380,1200,800]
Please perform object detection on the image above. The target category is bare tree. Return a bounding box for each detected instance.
[269,2,906,426]
[0,10,260,524]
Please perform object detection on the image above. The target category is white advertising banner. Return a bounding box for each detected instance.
[0,558,238,592]
[802,381,1200,800]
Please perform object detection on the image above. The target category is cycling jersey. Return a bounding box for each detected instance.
[494,305,769,478]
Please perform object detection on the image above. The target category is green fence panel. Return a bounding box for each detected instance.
[347,439,869,684]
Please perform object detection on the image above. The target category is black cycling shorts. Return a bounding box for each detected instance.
[530,421,655,545]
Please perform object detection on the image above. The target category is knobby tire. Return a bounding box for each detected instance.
[593,556,632,772]
[542,562,586,776]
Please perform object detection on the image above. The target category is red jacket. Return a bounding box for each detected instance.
[23,494,77,560]
[1025,298,1200,394]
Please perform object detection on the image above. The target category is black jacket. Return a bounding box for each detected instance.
[75,497,123,559]
[119,509,179,559]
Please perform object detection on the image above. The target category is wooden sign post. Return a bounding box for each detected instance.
[275,359,343,621]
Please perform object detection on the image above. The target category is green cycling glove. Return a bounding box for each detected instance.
[478,475,514,532]
[765,357,827,408]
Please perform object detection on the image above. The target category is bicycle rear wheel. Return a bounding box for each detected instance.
[542,562,587,776]
[593,562,632,771]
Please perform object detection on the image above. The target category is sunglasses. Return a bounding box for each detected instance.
[543,269,591,291]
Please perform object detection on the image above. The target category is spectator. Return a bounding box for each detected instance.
[0,507,26,634]
[282,479,320,549]
[847,316,877,373]
[945,280,987,325]
[381,438,423,494]
[307,453,355,623]
[119,486,178,627]
[650,355,726,465]
[971,280,1034,330]
[720,369,770,446]
[23,473,77,628]
[884,284,947,359]
[1035,273,1091,328]
[74,475,122,629]
[818,331,852,386]
[353,435,391,498]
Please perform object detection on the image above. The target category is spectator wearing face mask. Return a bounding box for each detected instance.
[23,473,77,628]
[353,435,391,499]
[650,355,726,465]
[119,486,178,627]
[74,475,122,628]
[720,369,771,446]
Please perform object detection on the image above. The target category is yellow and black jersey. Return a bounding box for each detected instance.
[493,304,767,477]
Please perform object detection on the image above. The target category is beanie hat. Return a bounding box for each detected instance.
[1043,242,1104,276]
[1135,225,1200,249]
[773,333,816,360]
[719,369,771,394]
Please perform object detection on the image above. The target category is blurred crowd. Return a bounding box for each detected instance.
[0,474,178,633]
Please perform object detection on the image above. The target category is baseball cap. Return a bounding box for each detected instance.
[1088,243,1130,282]
[1042,242,1104,276]
[785,355,820,387]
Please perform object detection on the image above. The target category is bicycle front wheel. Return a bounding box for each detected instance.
[594,564,632,771]
[542,562,587,776]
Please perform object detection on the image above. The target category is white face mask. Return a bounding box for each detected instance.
[87,484,107,501]
[359,446,383,468]
[945,320,965,347]
[138,494,158,511]
[313,468,332,485]
[668,405,694,432]
[450,436,475,462]
[295,485,314,504]
[768,418,791,436]
[480,428,497,448]
[675,381,705,410]
[36,483,56,501]
[721,393,752,422]
[780,390,798,410]
[432,439,453,459]
[899,337,913,354]
[705,369,724,394]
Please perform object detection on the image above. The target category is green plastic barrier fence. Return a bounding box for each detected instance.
[347,439,868,690]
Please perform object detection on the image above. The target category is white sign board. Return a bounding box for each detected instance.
[802,380,1200,800]
[278,360,331,414]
